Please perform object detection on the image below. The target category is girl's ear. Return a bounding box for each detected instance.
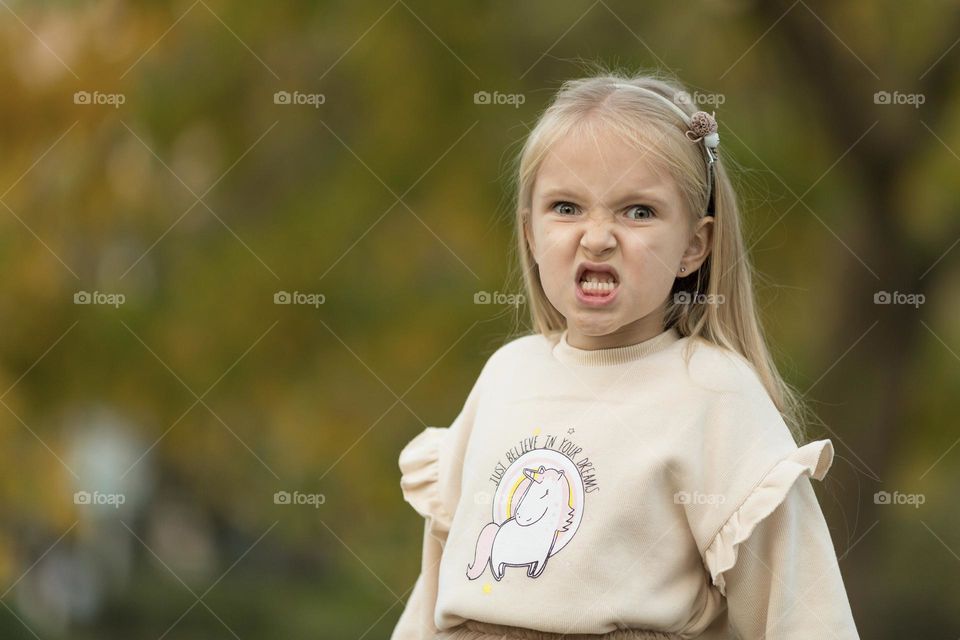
[679,216,714,276]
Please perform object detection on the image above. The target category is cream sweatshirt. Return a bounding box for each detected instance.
[391,326,860,639]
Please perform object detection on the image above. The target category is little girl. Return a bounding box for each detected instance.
[391,72,860,639]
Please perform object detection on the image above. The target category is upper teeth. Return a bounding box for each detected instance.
[581,271,616,284]
[580,271,617,292]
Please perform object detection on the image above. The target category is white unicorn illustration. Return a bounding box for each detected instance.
[466,464,575,581]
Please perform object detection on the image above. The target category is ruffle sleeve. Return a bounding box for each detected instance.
[392,426,454,640]
[702,438,835,596]
[392,355,490,639]
[399,426,453,531]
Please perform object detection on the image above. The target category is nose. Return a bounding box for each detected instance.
[579,213,617,256]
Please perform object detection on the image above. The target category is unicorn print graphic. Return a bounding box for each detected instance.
[466,446,587,581]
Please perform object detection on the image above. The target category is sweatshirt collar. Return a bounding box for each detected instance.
[553,326,682,367]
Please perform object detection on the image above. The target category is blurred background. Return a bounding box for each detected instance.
[0,0,957,637]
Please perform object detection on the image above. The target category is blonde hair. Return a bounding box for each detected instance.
[504,69,810,441]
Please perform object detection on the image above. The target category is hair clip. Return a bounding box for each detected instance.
[686,111,719,166]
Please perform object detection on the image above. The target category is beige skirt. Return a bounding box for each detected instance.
[434,620,684,640]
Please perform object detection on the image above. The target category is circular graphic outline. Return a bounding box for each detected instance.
[492,448,585,554]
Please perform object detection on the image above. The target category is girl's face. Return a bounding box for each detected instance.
[524,125,713,350]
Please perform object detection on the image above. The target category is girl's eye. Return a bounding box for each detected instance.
[626,204,656,220]
[550,202,655,219]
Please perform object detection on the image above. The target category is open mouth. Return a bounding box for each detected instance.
[576,266,620,298]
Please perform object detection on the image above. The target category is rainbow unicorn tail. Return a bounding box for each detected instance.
[466,522,499,580]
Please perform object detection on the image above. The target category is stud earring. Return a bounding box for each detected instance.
[680,266,686,273]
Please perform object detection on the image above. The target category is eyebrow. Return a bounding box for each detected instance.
[537,187,669,208]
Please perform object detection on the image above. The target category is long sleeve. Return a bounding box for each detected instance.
[391,427,452,640]
[676,347,859,638]
[391,511,449,639]
[392,360,489,639]
[722,475,860,639]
